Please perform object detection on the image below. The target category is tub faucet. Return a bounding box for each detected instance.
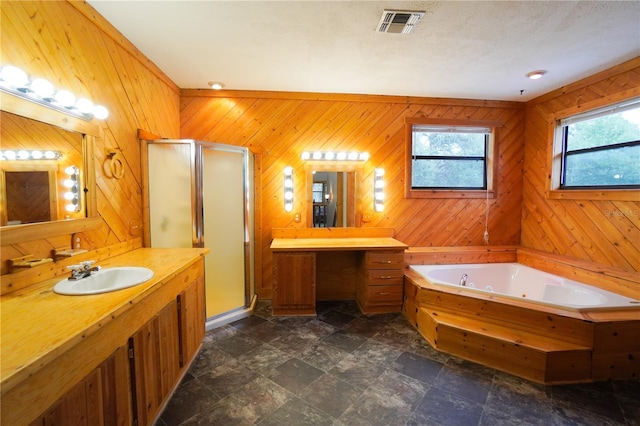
[67,260,101,280]
[459,274,468,286]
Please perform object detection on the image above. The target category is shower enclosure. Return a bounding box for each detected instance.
[141,139,254,327]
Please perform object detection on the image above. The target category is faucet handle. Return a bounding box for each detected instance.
[66,264,82,271]
[79,260,95,268]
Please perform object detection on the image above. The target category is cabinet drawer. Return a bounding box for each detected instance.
[367,268,403,284]
[361,285,403,303]
[366,251,404,269]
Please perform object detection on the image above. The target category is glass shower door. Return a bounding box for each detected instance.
[201,145,247,318]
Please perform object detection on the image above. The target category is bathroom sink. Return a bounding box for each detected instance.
[53,267,154,295]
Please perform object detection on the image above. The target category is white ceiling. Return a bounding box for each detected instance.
[88,1,640,101]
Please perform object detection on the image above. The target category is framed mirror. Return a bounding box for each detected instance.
[305,164,358,228]
[0,91,100,246]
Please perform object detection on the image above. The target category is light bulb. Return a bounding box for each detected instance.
[30,78,55,98]
[54,90,76,108]
[93,105,109,119]
[0,66,28,88]
[75,98,94,114]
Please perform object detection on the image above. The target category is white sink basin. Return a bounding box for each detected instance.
[54,267,154,295]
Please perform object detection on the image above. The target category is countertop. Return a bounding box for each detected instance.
[0,247,208,393]
[270,237,408,251]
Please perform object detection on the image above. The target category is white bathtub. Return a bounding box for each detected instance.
[409,263,640,311]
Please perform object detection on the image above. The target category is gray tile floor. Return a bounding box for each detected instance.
[156,301,639,426]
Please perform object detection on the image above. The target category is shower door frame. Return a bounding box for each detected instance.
[142,138,253,310]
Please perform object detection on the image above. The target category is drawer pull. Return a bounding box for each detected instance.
[375,260,392,264]
[380,292,389,295]
[380,276,392,279]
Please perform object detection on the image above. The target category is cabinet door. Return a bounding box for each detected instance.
[273,252,316,315]
[130,300,180,426]
[178,275,206,370]
[36,347,131,426]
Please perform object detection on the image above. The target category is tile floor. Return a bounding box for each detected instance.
[156,301,639,426]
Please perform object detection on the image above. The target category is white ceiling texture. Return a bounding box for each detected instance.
[88,1,640,101]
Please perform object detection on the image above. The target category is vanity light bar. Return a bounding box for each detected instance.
[374,168,385,212]
[0,150,62,161]
[0,65,109,121]
[301,151,369,161]
[283,166,294,212]
[64,165,81,213]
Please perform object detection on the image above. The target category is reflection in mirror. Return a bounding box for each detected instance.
[0,111,84,226]
[306,168,356,228]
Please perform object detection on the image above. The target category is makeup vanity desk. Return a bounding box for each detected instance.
[270,236,408,316]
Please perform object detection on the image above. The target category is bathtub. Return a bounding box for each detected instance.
[409,263,640,311]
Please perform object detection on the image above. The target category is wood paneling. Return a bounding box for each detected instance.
[522,58,640,273]
[1,1,179,273]
[181,91,525,298]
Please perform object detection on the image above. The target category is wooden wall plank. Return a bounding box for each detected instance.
[181,91,525,298]
[522,60,640,273]
[1,1,180,273]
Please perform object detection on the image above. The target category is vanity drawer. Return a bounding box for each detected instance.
[366,251,404,269]
[360,284,403,303]
[366,268,404,284]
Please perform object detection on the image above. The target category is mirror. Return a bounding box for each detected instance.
[305,165,357,228]
[0,91,100,247]
[1,111,84,225]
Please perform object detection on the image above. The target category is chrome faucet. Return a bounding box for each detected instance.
[67,260,101,280]
[459,274,468,286]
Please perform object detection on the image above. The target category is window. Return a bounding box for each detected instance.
[558,98,640,189]
[410,124,492,190]
[312,181,325,203]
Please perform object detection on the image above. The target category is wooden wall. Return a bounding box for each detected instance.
[1,1,180,274]
[522,58,640,273]
[4,1,635,300]
[181,92,525,298]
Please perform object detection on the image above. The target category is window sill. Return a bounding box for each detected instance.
[406,189,495,199]
[548,189,640,201]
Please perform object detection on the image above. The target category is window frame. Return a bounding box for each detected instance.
[548,96,640,201]
[404,118,501,199]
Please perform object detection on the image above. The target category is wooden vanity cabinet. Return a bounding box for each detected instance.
[272,252,316,315]
[128,276,205,426]
[18,256,206,426]
[356,250,405,314]
[30,346,131,426]
[130,300,181,426]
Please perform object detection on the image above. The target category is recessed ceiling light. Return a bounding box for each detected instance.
[208,81,225,90]
[526,70,547,80]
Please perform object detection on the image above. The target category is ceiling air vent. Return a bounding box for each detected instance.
[376,9,425,34]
